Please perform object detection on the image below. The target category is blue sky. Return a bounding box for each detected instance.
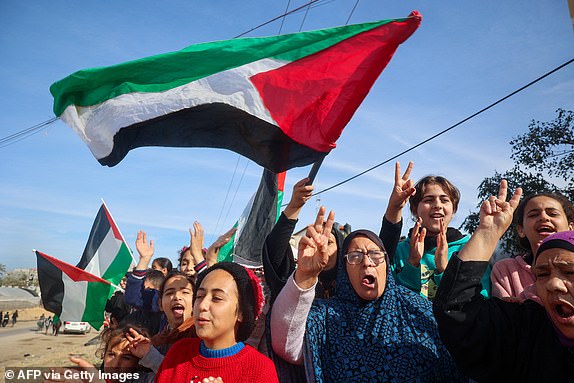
[1,1,572,271]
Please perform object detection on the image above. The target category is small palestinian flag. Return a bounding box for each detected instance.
[218,169,285,267]
[50,12,421,172]
[76,203,133,286]
[36,250,114,329]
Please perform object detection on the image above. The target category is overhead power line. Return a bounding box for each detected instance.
[0,117,58,149]
[311,57,574,197]
[345,0,361,25]
[234,0,323,38]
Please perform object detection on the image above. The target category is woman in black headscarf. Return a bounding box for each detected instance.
[270,207,465,382]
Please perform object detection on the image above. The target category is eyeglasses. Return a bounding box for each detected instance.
[344,250,386,265]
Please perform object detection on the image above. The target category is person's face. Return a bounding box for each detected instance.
[416,183,454,236]
[179,250,196,278]
[534,248,574,339]
[119,277,127,290]
[325,232,338,271]
[193,269,241,349]
[152,261,168,277]
[518,196,574,254]
[345,236,387,301]
[103,337,139,377]
[160,275,194,328]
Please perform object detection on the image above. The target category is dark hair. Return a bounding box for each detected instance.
[177,246,190,266]
[193,262,258,342]
[409,175,461,216]
[97,322,149,359]
[513,192,574,252]
[145,269,165,290]
[159,270,195,297]
[152,257,173,273]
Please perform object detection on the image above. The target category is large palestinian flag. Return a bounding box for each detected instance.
[50,12,421,172]
[36,250,114,329]
[218,169,285,267]
[76,203,133,286]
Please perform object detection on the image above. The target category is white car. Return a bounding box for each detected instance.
[61,321,91,334]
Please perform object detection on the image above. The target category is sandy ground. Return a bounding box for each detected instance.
[0,307,101,383]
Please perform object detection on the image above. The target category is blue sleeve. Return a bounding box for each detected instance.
[142,288,161,312]
[393,240,422,293]
[124,272,145,308]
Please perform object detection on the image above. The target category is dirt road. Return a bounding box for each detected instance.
[0,320,100,382]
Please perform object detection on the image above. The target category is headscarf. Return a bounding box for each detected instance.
[315,225,344,299]
[304,229,465,382]
[535,230,574,261]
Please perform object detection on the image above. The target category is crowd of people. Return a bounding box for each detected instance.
[36,313,62,335]
[58,161,574,382]
[0,310,18,327]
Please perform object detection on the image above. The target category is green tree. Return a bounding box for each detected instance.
[461,109,574,254]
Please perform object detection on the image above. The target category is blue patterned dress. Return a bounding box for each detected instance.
[303,230,466,382]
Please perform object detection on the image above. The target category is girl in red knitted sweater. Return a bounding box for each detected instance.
[155,262,278,383]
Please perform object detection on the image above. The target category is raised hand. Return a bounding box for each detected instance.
[385,161,416,223]
[458,179,523,262]
[125,327,152,359]
[434,218,449,273]
[284,177,314,219]
[189,221,206,265]
[478,179,523,236]
[294,206,335,289]
[135,230,154,270]
[407,217,425,268]
[206,226,237,267]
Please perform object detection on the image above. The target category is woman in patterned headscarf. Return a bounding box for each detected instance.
[270,207,465,382]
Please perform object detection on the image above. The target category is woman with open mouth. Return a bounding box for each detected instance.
[433,180,574,382]
[270,208,465,382]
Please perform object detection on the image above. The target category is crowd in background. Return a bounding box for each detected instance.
[52,161,574,383]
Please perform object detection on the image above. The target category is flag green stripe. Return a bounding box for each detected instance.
[82,280,114,328]
[276,190,284,221]
[51,18,400,116]
[101,242,132,286]
[218,224,238,263]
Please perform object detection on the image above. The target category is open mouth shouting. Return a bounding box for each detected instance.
[553,300,574,325]
[536,224,556,237]
[171,303,186,319]
[361,274,376,289]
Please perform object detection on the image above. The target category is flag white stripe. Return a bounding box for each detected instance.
[82,229,122,278]
[59,273,88,322]
[61,58,288,159]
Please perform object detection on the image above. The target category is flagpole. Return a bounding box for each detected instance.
[101,199,138,266]
[306,155,326,185]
